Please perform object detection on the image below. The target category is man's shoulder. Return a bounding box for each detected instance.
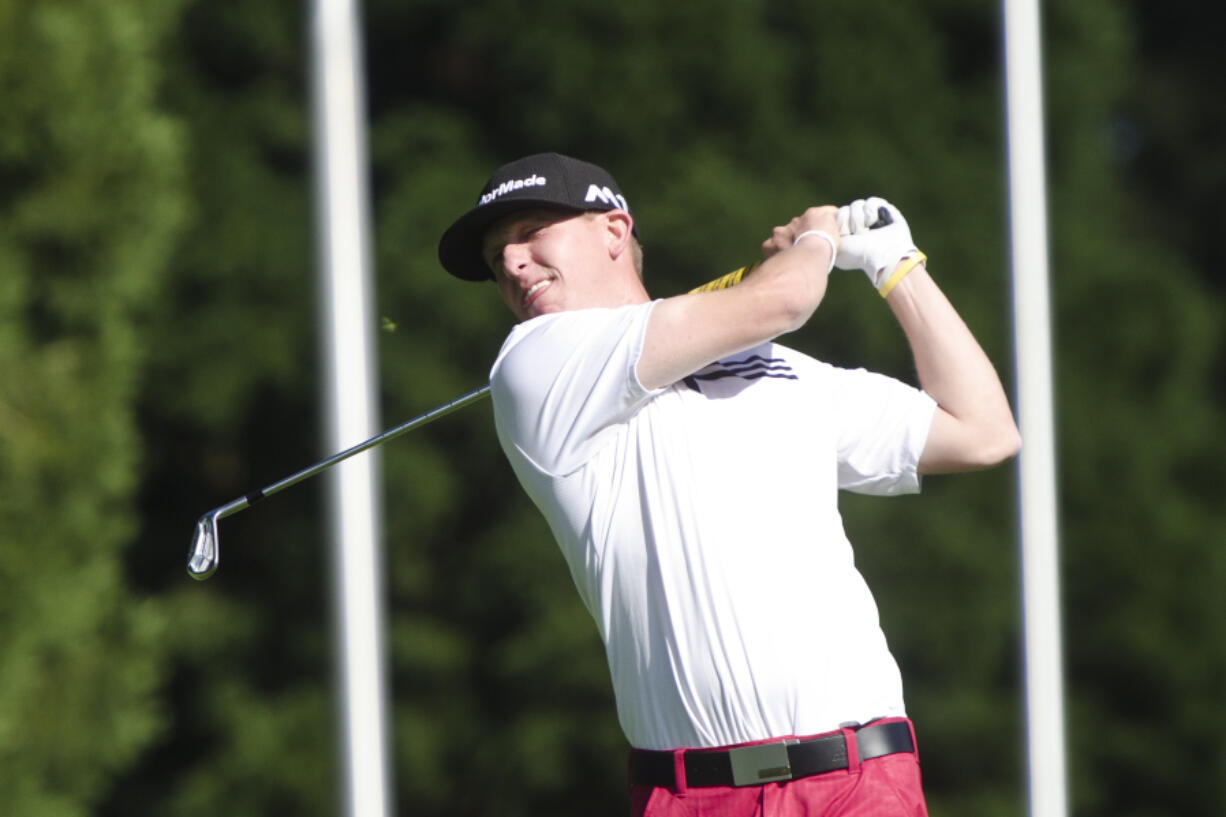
[493,304,652,374]
[488,302,660,475]
[491,312,574,380]
[494,313,559,358]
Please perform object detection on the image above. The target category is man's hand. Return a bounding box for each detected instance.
[835,197,919,289]
[761,205,841,265]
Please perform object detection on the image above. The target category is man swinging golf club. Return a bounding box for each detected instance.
[439,152,1020,817]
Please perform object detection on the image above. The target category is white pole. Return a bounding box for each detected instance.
[309,0,393,816]
[1002,1,1068,816]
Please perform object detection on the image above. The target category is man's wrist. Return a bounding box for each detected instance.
[792,230,837,274]
[877,251,926,298]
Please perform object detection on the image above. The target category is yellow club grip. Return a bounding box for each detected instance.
[688,262,761,294]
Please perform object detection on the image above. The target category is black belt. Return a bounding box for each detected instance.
[628,720,914,789]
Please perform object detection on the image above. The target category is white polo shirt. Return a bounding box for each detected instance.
[490,301,936,750]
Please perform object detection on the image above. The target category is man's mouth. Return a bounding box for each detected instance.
[522,278,552,308]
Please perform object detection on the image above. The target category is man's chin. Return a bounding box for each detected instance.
[524,300,562,320]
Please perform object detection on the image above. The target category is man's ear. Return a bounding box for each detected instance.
[602,209,634,260]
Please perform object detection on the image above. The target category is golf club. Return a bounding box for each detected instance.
[187,384,491,579]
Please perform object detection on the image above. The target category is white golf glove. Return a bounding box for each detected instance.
[835,197,919,289]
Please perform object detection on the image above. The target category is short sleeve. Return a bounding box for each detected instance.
[489,302,662,477]
[828,366,937,495]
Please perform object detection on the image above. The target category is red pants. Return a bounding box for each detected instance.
[629,722,928,817]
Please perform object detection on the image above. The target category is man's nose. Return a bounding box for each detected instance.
[500,241,531,275]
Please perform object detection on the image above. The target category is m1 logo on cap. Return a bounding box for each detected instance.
[479,174,547,206]
[585,184,628,211]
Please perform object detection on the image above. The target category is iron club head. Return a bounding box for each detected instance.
[187,513,220,580]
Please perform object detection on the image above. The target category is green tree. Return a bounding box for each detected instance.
[0,1,186,814]
[1043,4,1226,813]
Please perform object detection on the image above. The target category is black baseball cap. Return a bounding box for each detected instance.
[438,152,635,281]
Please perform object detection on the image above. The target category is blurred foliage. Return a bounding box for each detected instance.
[0,0,1222,816]
[0,0,186,814]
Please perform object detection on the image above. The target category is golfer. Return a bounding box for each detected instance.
[439,153,1020,816]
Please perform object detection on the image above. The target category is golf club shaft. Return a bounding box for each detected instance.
[187,262,762,579]
[251,384,490,513]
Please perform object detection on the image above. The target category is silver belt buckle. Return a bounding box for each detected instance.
[728,740,793,787]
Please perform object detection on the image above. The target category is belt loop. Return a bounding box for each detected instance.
[905,719,920,759]
[841,727,861,775]
[672,749,688,795]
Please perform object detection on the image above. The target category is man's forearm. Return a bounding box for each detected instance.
[637,207,838,391]
[885,264,1021,473]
